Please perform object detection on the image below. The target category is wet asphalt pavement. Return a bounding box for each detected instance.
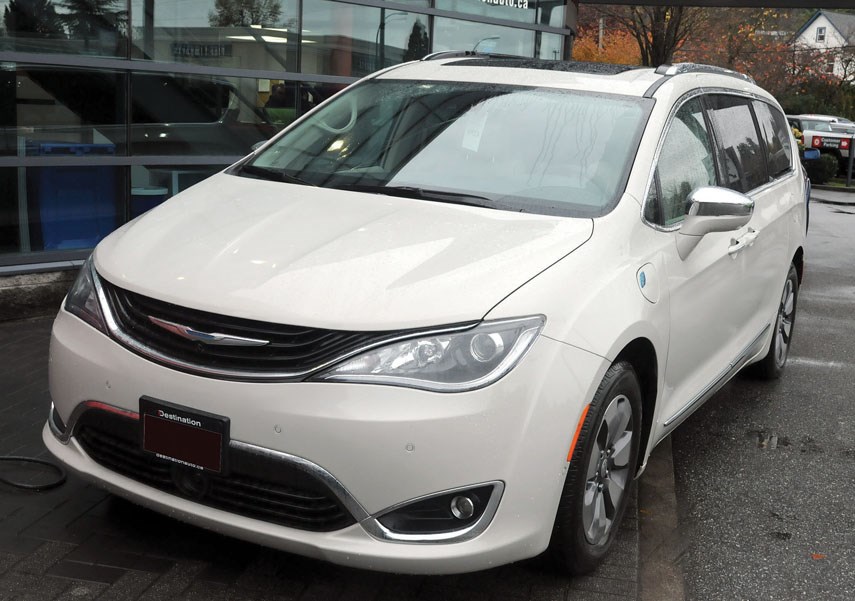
[671,199,855,600]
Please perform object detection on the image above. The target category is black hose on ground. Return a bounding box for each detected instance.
[0,455,66,491]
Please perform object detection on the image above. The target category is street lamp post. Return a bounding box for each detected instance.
[473,35,500,53]
[376,10,408,70]
[847,134,854,187]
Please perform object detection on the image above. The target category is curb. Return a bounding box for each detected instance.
[638,436,686,601]
[812,184,855,194]
[811,195,855,207]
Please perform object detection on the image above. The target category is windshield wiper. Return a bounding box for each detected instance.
[334,184,495,209]
[239,164,315,187]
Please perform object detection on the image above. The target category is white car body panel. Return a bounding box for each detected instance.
[96,173,593,330]
[47,306,606,573]
[45,59,808,574]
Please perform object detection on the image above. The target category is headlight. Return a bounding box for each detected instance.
[64,256,107,334]
[314,316,544,392]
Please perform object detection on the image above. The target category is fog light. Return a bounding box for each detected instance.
[450,495,475,520]
[376,483,498,535]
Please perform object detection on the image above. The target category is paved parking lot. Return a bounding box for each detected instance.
[0,317,640,601]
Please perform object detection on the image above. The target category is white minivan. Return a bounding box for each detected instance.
[45,55,807,575]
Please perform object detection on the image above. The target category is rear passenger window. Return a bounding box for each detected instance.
[645,97,716,227]
[754,101,793,179]
[706,96,767,193]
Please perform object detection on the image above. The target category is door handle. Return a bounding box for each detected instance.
[728,228,759,257]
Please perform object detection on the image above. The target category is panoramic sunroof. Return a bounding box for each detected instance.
[444,58,641,75]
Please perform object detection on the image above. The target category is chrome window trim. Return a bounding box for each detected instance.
[641,89,712,233]
[641,88,796,234]
[91,265,476,382]
[361,481,505,544]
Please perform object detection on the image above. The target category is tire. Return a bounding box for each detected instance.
[751,263,799,380]
[549,361,642,575]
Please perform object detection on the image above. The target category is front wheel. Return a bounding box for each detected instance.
[751,263,799,379]
[549,361,642,575]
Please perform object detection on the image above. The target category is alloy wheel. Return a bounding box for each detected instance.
[583,394,634,546]
[774,278,796,367]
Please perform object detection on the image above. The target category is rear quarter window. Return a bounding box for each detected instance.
[754,101,793,179]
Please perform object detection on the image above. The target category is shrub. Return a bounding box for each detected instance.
[804,153,839,185]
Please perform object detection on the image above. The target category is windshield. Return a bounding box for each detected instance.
[242,80,651,218]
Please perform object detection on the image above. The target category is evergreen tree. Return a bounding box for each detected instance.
[3,0,65,38]
[403,19,429,62]
[208,0,282,28]
[59,0,126,40]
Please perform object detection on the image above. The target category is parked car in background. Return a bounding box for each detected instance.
[789,113,855,132]
[788,113,853,172]
[829,119,855,136]
[45,57,807,576]
[799,114,855,135]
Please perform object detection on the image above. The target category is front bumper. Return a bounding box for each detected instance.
[46,309,607,574]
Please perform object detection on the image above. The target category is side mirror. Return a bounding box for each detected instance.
[802,148,821,160]
[677,187,753,259]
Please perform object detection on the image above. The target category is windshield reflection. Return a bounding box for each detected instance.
[245,80,651,218]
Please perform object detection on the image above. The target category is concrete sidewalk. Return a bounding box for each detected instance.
[0,316,642,601]
[811,187,855,205]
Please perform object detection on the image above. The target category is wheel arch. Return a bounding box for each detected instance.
[613,337,658,474]
[792,246,804,284]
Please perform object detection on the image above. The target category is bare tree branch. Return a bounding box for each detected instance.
[592,4,705,66]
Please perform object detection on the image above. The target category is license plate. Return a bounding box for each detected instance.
[140,397,229,473]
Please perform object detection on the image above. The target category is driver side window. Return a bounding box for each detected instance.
[645,97,717,227]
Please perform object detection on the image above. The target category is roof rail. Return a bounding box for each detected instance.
[421,50,529,61]
[655,63,756,85]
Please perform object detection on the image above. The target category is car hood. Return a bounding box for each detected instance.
[96,173,593,330]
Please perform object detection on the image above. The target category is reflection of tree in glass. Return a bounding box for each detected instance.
[59,0,127,43]
[737,137,767,189]
[661,180,694,224]
[3,0,65,38]
[209,0,282,28]
[403,19,429,62]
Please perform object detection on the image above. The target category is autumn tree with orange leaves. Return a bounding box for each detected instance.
[576,4,705,67]
[573,25,640,65]
[677,8,798,95]
[574,6,855,118]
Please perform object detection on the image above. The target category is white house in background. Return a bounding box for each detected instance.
[794,10,855,80]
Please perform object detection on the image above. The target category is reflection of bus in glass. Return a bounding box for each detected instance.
[0,68,277,157]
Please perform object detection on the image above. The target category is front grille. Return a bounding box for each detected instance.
[75,409,355,532]
[98,276,442,379]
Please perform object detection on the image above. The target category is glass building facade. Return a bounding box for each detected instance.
[0,0,574,270]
